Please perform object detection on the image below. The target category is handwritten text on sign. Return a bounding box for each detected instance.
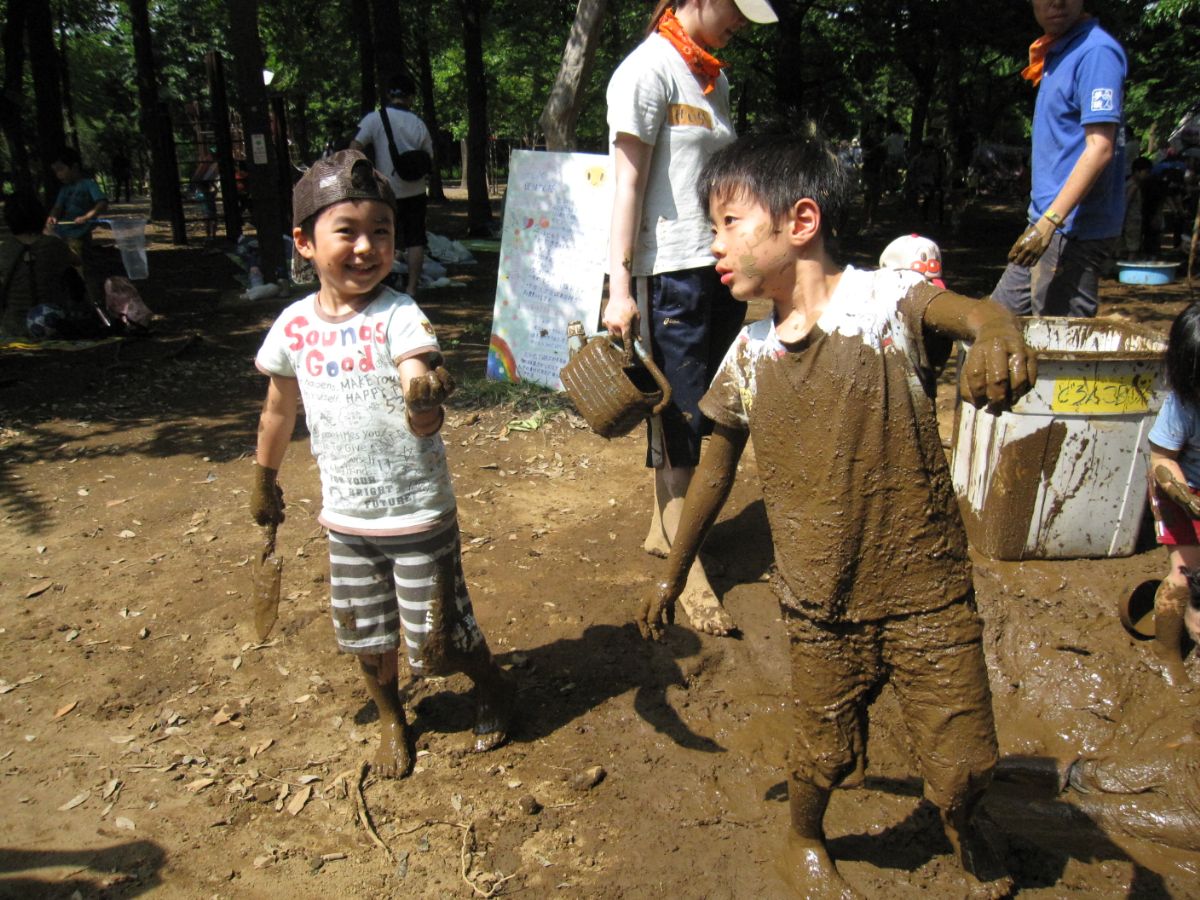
[487,150,611,390]
[1051,372,1155,414]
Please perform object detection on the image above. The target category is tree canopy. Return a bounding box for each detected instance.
[2,0,1196,217]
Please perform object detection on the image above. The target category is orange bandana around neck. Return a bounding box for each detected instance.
[1021,14,1091,86]
[656,8,724,95]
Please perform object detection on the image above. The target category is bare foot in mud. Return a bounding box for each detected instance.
[643,518,671,559]
[779,834,861,899]
[372,715,414,779]
[473,668,516,752]
[1149,647,1192,689]
[947,818,1014,900]
[679,560,736,636]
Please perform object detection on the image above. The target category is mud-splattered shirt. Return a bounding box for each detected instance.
[700,266,972,623]
[255,287,456,536]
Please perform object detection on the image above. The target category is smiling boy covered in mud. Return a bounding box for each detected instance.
[637,125,1037,898]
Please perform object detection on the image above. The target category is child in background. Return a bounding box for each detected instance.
[1146,301,1200,688]
[640,126,1035,897]
[251,150,514,777]
[45,147,108,306]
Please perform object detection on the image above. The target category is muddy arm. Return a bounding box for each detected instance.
[1150,444,1200,518]
[252,375,299,526]
[922,292,1037,410]
[638,424,748,640]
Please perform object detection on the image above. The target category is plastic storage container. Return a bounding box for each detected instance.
[950,316,1166,560]
[108,217,148,280]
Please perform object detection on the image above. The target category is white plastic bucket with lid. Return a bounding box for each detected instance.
[107,217,148,280]
[950,316,1166,560]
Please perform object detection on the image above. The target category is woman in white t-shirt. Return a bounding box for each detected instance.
[603,0,776,636]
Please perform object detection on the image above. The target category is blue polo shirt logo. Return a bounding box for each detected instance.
[1091,88,1114,112]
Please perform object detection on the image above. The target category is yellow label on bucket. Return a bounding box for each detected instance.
[1051,372,1155,414]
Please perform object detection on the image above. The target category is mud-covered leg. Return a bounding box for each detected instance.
[782,778,860,899]
[358,650,413,779]
[941,799,1014,900]
[458,645,516,752]
[1152,578,1191,687]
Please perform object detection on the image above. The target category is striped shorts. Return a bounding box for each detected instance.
[327,519,485,672]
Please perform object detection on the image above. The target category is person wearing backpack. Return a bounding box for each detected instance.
[351,74,434,296]
[0,190,101,340]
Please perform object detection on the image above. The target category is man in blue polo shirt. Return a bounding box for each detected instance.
[992,0,1126,318]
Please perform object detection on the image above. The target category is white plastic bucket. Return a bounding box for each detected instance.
[108,217,148,280]
[951,316,1167,560]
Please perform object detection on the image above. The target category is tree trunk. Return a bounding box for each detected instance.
[456,0,493,236]
[225,0,287,280]
[350,0,376,116]
[128,0,186,240]
[56,9,79,153]
[540,0,608,152]
[26,0,67,202]
[0,0,34,197]
[413,0,444,201]
[205,50,241,241]
[367,0,405,96]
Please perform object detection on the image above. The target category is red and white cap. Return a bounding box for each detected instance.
[879,233,945,289]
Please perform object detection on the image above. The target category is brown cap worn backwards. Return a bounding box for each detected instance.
[290,149,396,283]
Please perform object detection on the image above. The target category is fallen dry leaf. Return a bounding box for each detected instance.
[53,700,78,719]
[105,498,130,507]
[286,785,312,816]
[109,735,137,744]
[102,779,121,800]
[249,738,273,758]
[114,816,135,831]
[185,777,216,793]
[58,791,89,811]
[24,583,53,599]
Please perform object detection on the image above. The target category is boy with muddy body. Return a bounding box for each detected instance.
[638,128,1038,898]
[251,151,514,778]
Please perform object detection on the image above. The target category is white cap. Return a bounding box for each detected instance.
[879,233,945,289]
[734,0,779,24]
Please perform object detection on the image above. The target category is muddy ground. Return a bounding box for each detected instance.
[1,188,1198,899]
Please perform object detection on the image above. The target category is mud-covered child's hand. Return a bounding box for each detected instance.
[250,464,285,526]
[637,582,678,642]
[960,318,1037,411]
[405,366,457,413]
[1007,220,1055,267]
[1154,465,1200,519]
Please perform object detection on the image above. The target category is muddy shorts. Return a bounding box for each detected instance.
[327,518,485,673]
[1149,481,1200,545]
[396,193,428,250]
[784,593,998,813]
[636,266,744,468]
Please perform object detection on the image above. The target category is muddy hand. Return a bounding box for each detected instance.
[405,366,456,412]
[959,319,1037,411]
[1154,465,1200,518]
[637,582,678,642]
[250,464,285,526]
[1007,221,1054,267]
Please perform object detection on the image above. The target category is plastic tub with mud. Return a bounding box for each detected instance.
[951,316,1166,560]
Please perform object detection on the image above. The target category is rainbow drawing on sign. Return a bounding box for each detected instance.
[488,334,520,383]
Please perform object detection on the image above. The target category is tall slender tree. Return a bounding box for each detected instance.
[225,0,286,279]
[0,0,34,197]
[26,0,68,200]
[455,0,493,235]
[128,0,187,241]
[540,0,608,151]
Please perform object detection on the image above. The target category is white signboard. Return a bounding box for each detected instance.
[487,150,611,390]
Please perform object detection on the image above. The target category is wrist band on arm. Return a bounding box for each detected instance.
[1044,209,1064,228]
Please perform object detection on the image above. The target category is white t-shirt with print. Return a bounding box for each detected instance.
[606,33,735,276]
[354,107,434,199]
[255,287,456,535]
